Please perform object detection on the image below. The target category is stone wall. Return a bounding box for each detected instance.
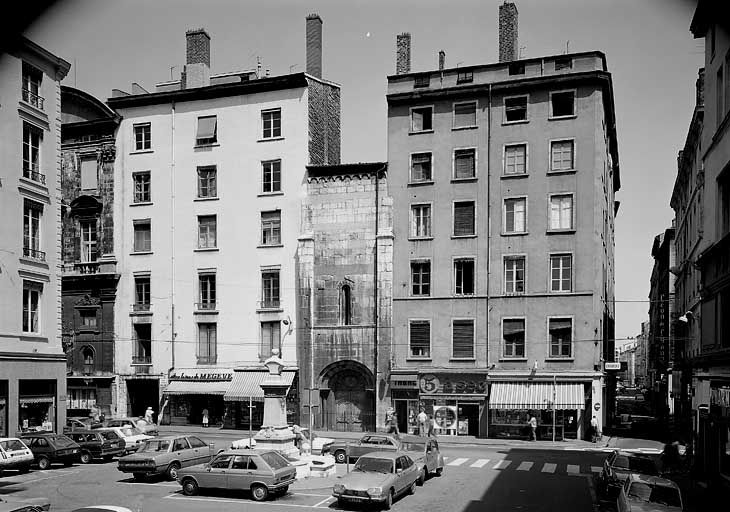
[307,79,341,165]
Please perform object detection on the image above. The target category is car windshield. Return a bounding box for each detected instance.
[0,439,26,451]
[260,451,289,470]
[139,439,170,452]
[53,436,76,448]
[401,441,426,452]
[628,483,682,507]
[615,456,659,475]
[354,457,393,474]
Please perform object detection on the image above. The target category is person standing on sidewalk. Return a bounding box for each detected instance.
[590,416,599,443]
[529,416,537,441]
[417,407,429,436]
[202,408,209,428]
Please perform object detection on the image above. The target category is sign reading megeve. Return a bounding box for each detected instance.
[419,374,487,395]
[170,370,233,381]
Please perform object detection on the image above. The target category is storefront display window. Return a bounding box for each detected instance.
[18,380,56,433]
[721,425,730,478]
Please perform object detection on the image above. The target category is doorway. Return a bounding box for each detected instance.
[458,403,480,436]
[126,379,159,417]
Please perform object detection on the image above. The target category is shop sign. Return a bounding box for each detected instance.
[419,374,487,395]
[594,403,601,411]
[170,369,232,381]
[433,405,458,429]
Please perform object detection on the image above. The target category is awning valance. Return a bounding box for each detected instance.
[224,370,296,402]
[489,381,585,410]
[19,396,55,405]
[163,380,230,396]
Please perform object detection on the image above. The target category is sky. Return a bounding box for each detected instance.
[24,0,703,346]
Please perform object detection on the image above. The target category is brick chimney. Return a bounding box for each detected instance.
[184,28,211,89]
[306,14,323,78]
[499,2,518,63]
[439,50,446,71]
[396,33,411,74]
[696,68,705,107]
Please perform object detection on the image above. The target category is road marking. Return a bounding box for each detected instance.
[516,461,533,471]
[492,460,510,470]
[567,464,581,474]
[313,497,334,507]
[116,481,179,487]
[541,463,557,473]
[164,494,335,509]
[471,459,490,468]
[591,466,602,473]
[447,457,468,466]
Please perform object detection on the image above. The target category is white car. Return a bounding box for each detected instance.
[97,427,152,454]
[300,428,334,455]
[0,437,34,474]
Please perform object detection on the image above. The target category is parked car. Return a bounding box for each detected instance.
[0,437,34,475]
[399,435,444,485]
[330,433,400,464]
[299,428,334,455]
[616,473,683,512]
[96,426,151,454]
[117,435,215,481]
[606,437,686,456]
[0,496,50,512]
[66,430,125,463]
[19,433,80,470]
[99,418,158,436]
[332,451,420,510]
[64,417,103,434]
[597,450,662,497]
[176,449,297,501]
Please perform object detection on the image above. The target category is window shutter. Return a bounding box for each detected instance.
[412,110,423,131]
[455,150,475,178]
[454,202,475,236]
[452,320,474,358]
[454,103,476,127]
[410,321,430,357]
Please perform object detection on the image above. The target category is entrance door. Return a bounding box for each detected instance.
[458,403,479,436]
[126,379,159,417]
[330,372,373,432]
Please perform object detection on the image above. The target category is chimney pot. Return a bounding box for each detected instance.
[438,50,446,71]
[499,2,518,63]
[306,13,323,78]
[396,32,411,74]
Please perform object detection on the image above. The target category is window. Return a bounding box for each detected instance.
[22,281,41,333]
[82,346,95,370]
[409,320,430,358]
[197,323,217,364]
[508,62,525,75]
[262,160,281,193]
[410,204,432,238]
[550,195,574,230]
[504,197,526,233]
[550,254,572,292]
[260,321,280,360]
[454,148,476,179]
[196,115,217,145]
[410,153,432,182]
[134,276,150,311]
[550,91,575,118]
[131,324,151,360]
[262,109,281,138]
[133,172,151,203]
[414,74,430,88]
[503,318,525,358]
[454,258,475,295]
[80,220,97,262]
[718,65,725,128]
[198,215,217,249]
[21,62,43,110]
[549,318,572,358]
[197,166,217,198]
[211,455,232,469]
[133,123,151,151]
[80,157,97,191]
[23,200,43,261]
[554,57,572,71]
[22,122,43,183]
[261,270,280,308]
[411,261,431,296]
[453,201,475,236]
[261,211,281,246]
[457,70,473,84]
[133,220,151,252]
[452,319,475,359]
[453,102,477,128]
[504,96,527,122]
[551,140,575,171]
[80,310,97,329]
[504,144,527,175]
[199,273,216,310]
[339,284,352,325]
[504,256,525,294]
[411,106,433,132]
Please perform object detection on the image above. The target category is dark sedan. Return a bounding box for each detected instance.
[117,435,214,480]
[330,433,401,464]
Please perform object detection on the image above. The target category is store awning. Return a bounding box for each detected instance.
[224,370,296,402]
[489,381,585,410]
[163,380,230,396]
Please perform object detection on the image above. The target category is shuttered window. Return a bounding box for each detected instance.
[503,318,525,358]
[452,320,475,359]
[411,153,432,182]
[453,201,475,236]
[133,220,151,252]
[454,148,476,179]
[549,318,572,358]
[409,321,430,358]
[454,102,477,128]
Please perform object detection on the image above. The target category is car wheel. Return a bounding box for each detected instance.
[166,462,181,480]
[251,483,269,502]
[182,478,199,496]
[408,480,417,495]
[79,452,92,464]
[383,489,394,510]
[132,472,146,482]
[334,450,347,464]
[37,457,51,470]
[417,468,426,486]
[435,467,443,477]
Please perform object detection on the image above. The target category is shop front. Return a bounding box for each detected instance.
[223,369,298,431]
[18,380,58,433]
[66,376,114,419]
[488,380,586,440]
[695,380,730,492]
[160,368,232,427]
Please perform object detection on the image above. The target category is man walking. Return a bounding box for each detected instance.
[529,416,537,441]
[417,407,429,436]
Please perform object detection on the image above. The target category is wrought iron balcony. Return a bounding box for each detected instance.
[195,301,217,311]
[21,88,44,110]
[23,246,46,262]
[132,355,151,365]
[23,166,46,185]
[257,298,281,310]
[197,356,217,365]
[132,302,151,312]
[74,262,99,274]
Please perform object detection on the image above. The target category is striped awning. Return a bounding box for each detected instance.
[489,382,585,410]
[224,370,296,402]
[163,380,230,396]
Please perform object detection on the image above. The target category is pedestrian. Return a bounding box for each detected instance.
[202,408,209,428]
[387,410,400,438]
[590,416,599,443]
[417,407,429,436]
[528,416,537,441]
[144,407,154,424]
[428,414,435,436]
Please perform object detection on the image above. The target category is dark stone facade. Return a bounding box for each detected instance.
[306,77,341,165]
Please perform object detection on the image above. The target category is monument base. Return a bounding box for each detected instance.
[253,426,299,458]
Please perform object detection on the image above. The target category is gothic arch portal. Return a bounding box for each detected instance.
[319,360,374,432]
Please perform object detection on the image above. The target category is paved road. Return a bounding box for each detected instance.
[0,442,608,512]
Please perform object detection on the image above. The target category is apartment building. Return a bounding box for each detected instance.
[106,16,340,427]
[387,3,619,439]
[0,37,70,435]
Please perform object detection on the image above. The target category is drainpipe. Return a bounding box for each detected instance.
[169,100,177,374]
[374,167,380,430]
[485,84,492,437]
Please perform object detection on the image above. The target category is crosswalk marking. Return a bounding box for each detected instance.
[492,460,510,470]
[471,459,490,468]
[447,457,468,466]
[516,461,533,471]
[591,466,602,473]
[566,464,581,474]
[541,463,557,473]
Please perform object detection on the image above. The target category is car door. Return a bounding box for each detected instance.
[356,436,383,458]
[199,453,232,488]
[187,436,210,465]
[171,437,192,467]
[228,454,266,490]
[32,437,51,462]
[394,456,408,494]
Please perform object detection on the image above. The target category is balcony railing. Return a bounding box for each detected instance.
[132,302,151,312]
[195,301,217,311]
[23,246,46,262]
[23,166,46,185]
[258,299,281,310]
[21,88,44,110]
[197,356,217,365]
[132,355,151,365]
[74,262,100,274]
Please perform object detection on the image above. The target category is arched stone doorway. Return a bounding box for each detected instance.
[319,361,374,432]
